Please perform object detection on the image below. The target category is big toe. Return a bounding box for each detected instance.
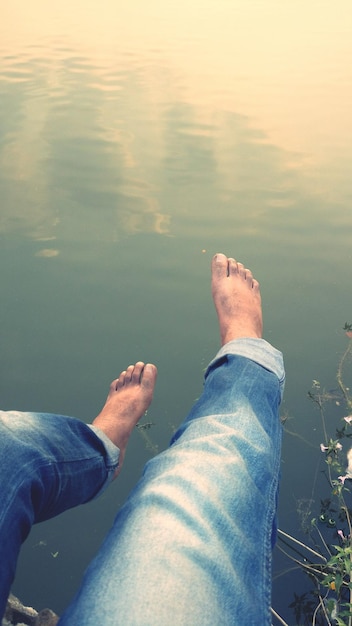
[141,363,158,391]
[212,253,229,278]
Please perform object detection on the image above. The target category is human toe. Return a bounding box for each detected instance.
[228,258,239,276]
[124,365,135,383]
[141,363,158,389]
[116,371,126,389]
[212,253,229,278]
[244,268,253,284]
[131,361,145,384]
[237,262,246,278]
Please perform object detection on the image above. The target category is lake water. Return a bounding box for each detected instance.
[1,1,352,623]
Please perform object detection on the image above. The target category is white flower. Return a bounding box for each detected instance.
[338,475,348,484]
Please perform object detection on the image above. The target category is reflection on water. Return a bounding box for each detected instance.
[2,3,352,247]
[0,52,171,240]
[1,1,352,622]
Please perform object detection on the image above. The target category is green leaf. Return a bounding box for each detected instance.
[335,573,343,595]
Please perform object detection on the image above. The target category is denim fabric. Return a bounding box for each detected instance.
[59,338,284,626]
[0,411,120,619]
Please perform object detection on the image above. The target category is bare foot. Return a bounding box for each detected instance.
[211,253,263,345]
[93,362,157,478]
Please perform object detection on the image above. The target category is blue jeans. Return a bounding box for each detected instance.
[0,338,284,625]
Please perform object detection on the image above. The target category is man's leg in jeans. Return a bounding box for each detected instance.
[59,253,284,626]
[0,362,157,620]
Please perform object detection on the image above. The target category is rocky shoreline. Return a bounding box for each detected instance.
[3,595,58,626]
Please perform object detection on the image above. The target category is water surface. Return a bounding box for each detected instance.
[1,1,352,622]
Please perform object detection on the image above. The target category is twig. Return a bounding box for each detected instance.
[278,529,327,562]
[312,590,332,626]
[270,607,290,626]
[276,544,329,580]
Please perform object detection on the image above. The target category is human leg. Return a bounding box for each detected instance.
[58,254,284,626]
[0,362,157,620]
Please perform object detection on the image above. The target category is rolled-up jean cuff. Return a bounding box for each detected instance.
[206,337,285,399]
[87,425,121,497]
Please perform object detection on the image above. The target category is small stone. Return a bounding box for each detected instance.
[35,609,59,626]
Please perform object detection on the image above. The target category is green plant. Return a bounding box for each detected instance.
[274,327,352,626]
